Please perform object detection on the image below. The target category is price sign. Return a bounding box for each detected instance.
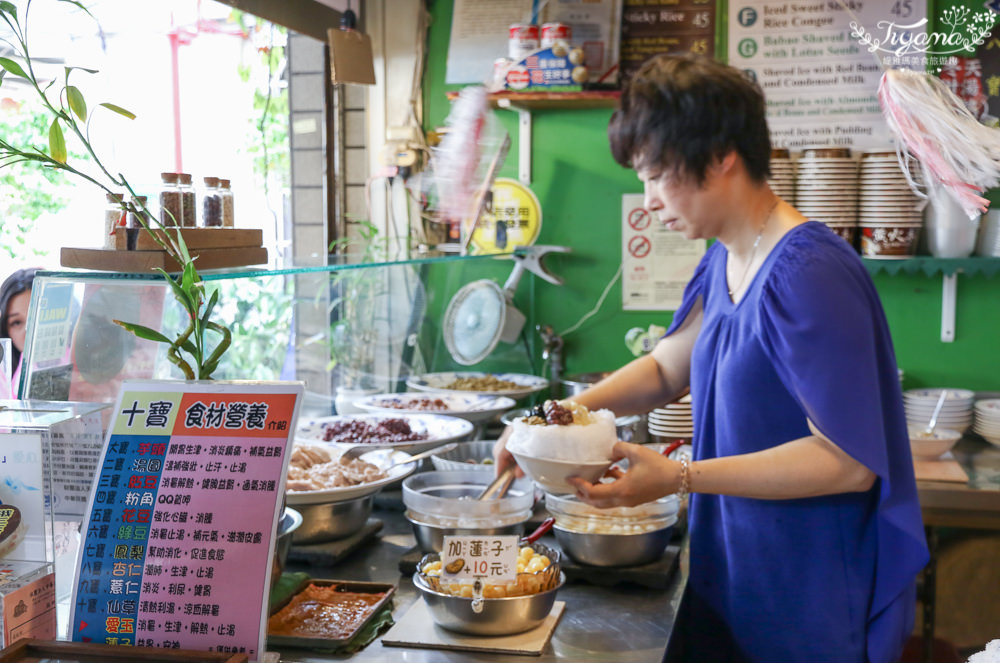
[441,535,519,584]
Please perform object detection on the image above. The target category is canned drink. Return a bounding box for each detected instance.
[541,22,571,49]
[492,58,513,90]
[509,23,539,61]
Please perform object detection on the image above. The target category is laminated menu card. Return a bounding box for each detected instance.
[70,380,303,661]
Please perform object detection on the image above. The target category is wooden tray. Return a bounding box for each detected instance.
[60,246,268,273]
[0,638,247,662]
[114,228,263,251]
[913,452,970,483]
[382,599,565,656]
[266,578,395,650]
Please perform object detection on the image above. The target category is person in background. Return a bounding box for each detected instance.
[0,267,38,392]
[495,54,928,662]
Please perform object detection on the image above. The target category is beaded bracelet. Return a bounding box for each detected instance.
[677,456,691,501]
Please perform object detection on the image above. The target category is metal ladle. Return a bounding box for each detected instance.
[924,390,949,436]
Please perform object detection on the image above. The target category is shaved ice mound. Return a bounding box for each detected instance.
[507,401,617,462]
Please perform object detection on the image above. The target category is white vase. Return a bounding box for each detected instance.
[335,386,379,415]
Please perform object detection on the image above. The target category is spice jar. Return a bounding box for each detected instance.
[177,173,197,227]
[202,176,222,227]
[159,172,181,227]
[127,195,151,229]
[219,178,234,228]
[104,192,126,249]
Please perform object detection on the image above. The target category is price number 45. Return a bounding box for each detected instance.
[890,0,913,18]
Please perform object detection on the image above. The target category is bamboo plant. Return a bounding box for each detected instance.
[0,0,230,379]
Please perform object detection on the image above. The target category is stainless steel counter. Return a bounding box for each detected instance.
[278,502,683,662]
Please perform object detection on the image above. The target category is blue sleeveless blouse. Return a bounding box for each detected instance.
[664,222,928,663]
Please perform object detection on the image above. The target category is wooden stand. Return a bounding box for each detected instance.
[61,228,268,273]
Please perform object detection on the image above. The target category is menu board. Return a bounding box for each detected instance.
[729,0,926,150]
[621,194,706,311]
[621,0,716,80]
[70,380,302,660]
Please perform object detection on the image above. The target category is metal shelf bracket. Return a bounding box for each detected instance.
[495,98,532,186]
[941,272,957,343]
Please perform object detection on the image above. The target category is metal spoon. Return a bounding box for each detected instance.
[924,390,949,436]
[340,441,458,468]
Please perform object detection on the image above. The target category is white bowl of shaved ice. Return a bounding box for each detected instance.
[968,640,1000,663]
[507,401,617,494]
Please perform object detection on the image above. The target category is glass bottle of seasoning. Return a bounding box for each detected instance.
[104,192,126,249]
[159,172,181,227]
[219,178,234,228]
[177,173,197,227]
[202,176,222,227]
[127,195,151,229]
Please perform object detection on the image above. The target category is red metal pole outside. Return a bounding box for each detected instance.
[169,30,183,173]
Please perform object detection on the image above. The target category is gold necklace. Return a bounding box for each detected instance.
[728,198,779,299]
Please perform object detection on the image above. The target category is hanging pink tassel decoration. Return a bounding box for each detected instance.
[878,68,1000,219]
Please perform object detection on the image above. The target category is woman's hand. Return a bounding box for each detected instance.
[568,442,682,508]
[492,426,524,478]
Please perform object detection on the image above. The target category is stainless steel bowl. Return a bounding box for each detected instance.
[414,570,565,635]
[561,371,614,396]
[407,513,527,554]
[272,507,302,589]
[293,493,374,543]
[553,524,673,567]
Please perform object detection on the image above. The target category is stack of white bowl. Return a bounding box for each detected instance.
[769,150,796,204]
[858,153,923,231]
[648,394,693,441]
[973,399,1000,447]
[795,150,858,244]
[903,388,974,433]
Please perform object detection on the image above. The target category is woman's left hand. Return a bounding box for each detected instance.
[568,441,682,508]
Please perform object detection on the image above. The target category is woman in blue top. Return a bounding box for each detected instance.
[496,54,928,662]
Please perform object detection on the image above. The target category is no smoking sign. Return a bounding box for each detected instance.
[628,235,651,259]
[627,208,651,231]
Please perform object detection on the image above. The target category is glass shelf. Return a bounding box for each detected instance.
[21,250,544,415]
[37,249,521,282]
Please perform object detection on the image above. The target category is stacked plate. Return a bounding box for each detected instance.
[857,151,923,257]
[769,150,796,203]
[795,150,858,243]
[903,388,975,433]
[973,399,1000,447]
[648,394,693,441]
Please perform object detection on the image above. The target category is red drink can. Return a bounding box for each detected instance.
[509,23,539,60]
[541,22,571,49]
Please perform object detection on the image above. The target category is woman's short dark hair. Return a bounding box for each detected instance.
[609,54,771,185]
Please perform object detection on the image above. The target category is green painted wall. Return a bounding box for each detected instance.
[422,0,1000,390]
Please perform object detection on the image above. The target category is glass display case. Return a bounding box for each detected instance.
[19,252,549,418]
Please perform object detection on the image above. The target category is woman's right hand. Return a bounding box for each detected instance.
[492,426,524,478]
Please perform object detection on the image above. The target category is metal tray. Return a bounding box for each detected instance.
[266,578,396,650]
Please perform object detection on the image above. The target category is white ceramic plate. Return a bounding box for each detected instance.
[905,388,976,402]
[352,391,516,424]
[286,448,418,505]
[407,371,549,398]
[296,413,474,454]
